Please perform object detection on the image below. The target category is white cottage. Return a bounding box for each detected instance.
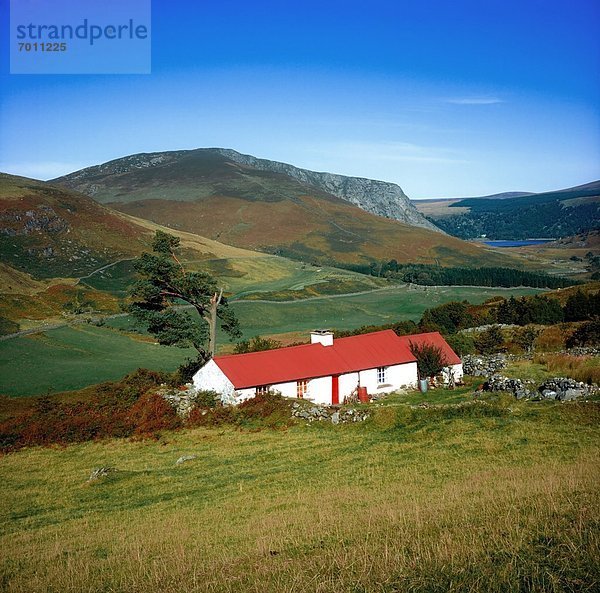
[193,329,463,406]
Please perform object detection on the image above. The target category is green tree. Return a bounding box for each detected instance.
[234,335,282,354]
[420,301,473,334]
[128,231,241,360]
[564,290,591,322]
[445,333,475,356]
[566,320,600,348]
[513,326,540,353]
[475,325,505,355]
[409,341,448,379]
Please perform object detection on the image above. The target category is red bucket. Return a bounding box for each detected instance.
[357,387,369,403]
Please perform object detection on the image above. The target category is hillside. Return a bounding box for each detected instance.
[420,180,600,239]
[51,151,520,269]
[0,173,151,279]
[53,148,439,231]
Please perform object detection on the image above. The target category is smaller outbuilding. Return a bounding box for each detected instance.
[193,329,463,406]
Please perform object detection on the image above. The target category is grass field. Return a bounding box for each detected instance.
[79,254,389,299]
[1,389,598,592]
[228,285,545,338]
[0,285,545,397]
[0,325,195,397]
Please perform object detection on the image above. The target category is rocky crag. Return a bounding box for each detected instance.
[213,148,440,232]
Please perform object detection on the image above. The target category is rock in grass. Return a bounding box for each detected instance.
[559,389,584,402]
[176,455,197,465]
[88,467,117,481]
[542,389,558,400]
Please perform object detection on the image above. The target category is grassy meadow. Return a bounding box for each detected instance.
[1,386,599,592]
[0,284,545,397]
[0,325,195,397]
[228,285,545,338]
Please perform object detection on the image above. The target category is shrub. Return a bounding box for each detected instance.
[236,391,292,428]
[445,333,475,356]
[234,336,282,354]
[186,405,236,427]
[173,354,209,385]
[129,393,181,437]
[409,342,448,379]
[475,325,505,354]
[566,320,600,348]
[334,321,419,339]
[194,389,219,408]
[0,369,171,452]
[513,326,540,353]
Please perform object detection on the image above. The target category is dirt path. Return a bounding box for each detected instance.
[0,313,130,342]
[76,258,135,284]
[232,284,407,304]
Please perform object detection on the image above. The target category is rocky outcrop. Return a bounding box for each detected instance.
[0,205,68,236]
[538,377,598,401]
[175,455,197,465]
[483,375,535,399]
[213,148,440,232]
[88,467,117,481]
[158,384,199,417]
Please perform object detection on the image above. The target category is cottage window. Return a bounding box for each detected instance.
[297,379,308,398]
[377,366,387,384]
[255,385,270,396]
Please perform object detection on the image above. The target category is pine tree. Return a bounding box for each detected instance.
[128,231,241,362]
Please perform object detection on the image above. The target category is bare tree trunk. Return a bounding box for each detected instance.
[205,289,223,357]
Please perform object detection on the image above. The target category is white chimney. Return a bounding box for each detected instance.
[311,330,334,346]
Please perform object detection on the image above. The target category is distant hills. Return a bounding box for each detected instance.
[417,191,534,203]
[415,180,600,240]
[51,148,518,268]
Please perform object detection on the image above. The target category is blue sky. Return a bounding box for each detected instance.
[0,0,599,198]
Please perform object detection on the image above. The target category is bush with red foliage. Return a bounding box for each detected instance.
[0,368,174,452]
[236,391,290,419]
[186,391,293,429]
[129,393,181,437]
[187,404,236,427]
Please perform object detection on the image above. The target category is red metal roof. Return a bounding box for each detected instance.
[395,332,462,366]
[213,329,460,389]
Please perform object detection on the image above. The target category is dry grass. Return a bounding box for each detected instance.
[114,195,519,268]
[1,401,599,592]
[536,325,572,352]
[535,353,600,385]
[413,198,471,218]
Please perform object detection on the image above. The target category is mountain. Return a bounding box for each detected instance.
[52,150,520,269]
[211,149,439,230]
[54,148,439,232]
[420,181,600,240]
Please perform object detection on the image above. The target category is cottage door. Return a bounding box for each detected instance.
[331,375,339,405]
